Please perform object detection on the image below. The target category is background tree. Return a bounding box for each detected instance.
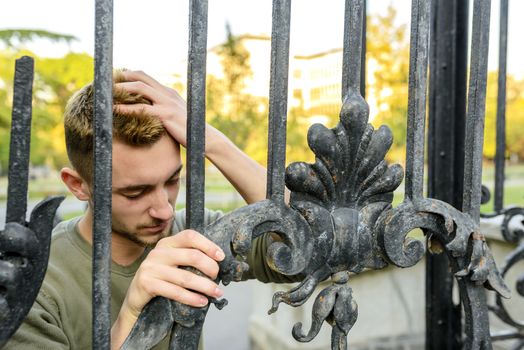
[0,30,92,174]
[484,72,524,161]
[0,29,76,49]
[206,24,269,164]
[367,6,410,165]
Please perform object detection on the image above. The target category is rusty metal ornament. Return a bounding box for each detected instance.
[123,0,511,348]
[123,86,402,349]
[124,90,511,350]
[276,88,401,345]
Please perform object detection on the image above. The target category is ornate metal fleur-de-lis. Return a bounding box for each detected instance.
[0,56,64,347]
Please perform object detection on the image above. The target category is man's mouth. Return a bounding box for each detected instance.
[142,221,168,234]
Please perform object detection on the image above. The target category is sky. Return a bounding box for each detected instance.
[1,0,523,85]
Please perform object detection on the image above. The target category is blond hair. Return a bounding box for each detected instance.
[64,71,166,182]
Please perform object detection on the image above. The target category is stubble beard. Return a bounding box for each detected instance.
[112,219,173,248]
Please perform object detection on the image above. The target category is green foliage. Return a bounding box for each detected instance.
[484,72,524,160]
[0,29,76,48]
[367,6,410,165]
[0,35,93,173]
[205,25,315,166]
[206,25,269,164]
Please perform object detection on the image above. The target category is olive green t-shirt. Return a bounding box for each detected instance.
[6,209,293,350]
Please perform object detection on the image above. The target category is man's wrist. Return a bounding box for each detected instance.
[111,304,140,349]
[204,126,229,160]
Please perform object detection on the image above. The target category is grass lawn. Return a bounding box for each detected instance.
[2,163,523,216]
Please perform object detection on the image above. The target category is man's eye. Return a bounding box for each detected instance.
[123,192,143,200]
[166,178,180,186]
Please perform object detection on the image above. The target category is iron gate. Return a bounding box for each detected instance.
[1,0,523,349]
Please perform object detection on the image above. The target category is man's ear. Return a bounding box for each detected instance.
[60,167,91,201]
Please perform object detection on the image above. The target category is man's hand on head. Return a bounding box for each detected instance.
[114,70,189,147]
[111,229,225,349]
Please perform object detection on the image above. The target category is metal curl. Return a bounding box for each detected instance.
[377,201,438,268]
[491,243,524,331]
[501,207,524,244]
[269,265,331,315]
[481,205,524,244]
[291,281,358,350]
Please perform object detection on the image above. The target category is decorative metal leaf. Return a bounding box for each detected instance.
[0,196,64,347]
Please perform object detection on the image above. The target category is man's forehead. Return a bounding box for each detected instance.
[113,164,183,191]
[111,136,182,187]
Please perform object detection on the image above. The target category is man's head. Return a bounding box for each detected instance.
[64,71,167,183]
[61,71,182,247]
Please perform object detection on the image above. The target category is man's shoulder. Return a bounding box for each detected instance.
[49,217,83,256]
[45,216,91,288]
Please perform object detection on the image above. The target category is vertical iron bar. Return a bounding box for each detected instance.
[266,0,291,203]
[462,0,492,223]
[404,0,431,201]
[93,0,113,348]
[494,0,509,212]
[170,2,209,349]
[360,0,367,98]
[427,0,469,348]
[186,0,208,232]
[5,56,34,225]
[342,0,364,99]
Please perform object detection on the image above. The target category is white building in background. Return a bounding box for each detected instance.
[195,33,378,124]
[291,48,343,118]
[206,34,344,118]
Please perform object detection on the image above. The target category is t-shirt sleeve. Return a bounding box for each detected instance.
[243,232,303,284]
[5,290,69,350]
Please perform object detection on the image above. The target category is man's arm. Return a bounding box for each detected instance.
[5,293,70,350]
[115,70,267,204]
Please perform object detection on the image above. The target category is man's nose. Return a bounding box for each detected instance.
[149,188,174,221]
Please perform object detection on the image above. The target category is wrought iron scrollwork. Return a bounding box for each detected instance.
[481,198,524,244]
[124,86,404,350]
[489,240,524,349]
[124,92,512,348]
[124,0,511,349]
[482,189,524,348]
[124,90,510,349]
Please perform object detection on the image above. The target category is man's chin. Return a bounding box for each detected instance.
[113,225,171,248]
[140,231,170,247]
[136,224,172,246]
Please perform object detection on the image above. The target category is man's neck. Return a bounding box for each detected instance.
[78,209,146,266]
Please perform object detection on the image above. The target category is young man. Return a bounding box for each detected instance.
[7,70,290,349]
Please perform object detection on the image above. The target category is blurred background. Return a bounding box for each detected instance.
[1,1,523,349]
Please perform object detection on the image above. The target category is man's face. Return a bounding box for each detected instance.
[110,134,182,247]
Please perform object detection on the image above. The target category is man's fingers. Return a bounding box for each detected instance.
[115,81,163,102]
[156,265,223,299]
[158,230,226,262]
[153,280,210,307]
[121,70,180,99]
[113,103,153,115]
[148,247,220,279]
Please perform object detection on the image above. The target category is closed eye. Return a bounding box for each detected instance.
[119,185,151,200]
[166,177,180,186]
[122,191,145,200]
